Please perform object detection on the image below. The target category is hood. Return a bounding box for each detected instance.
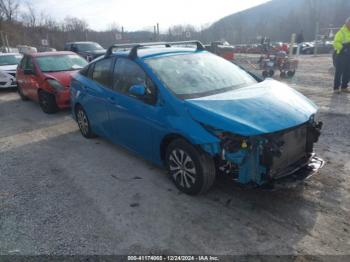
[0,64,18,72]
[185,79,318,136]
[43,71,78,88]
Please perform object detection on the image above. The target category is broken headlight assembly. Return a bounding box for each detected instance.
[308,113,323,143]
[201,124,249,153]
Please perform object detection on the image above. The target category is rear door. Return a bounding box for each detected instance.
[78,57,115,139]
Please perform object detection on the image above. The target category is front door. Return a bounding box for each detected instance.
[20,56,39,99]
[107,57,161,161]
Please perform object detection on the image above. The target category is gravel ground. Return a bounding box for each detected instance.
[0,54,349,256]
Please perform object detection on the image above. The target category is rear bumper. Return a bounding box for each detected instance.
[55,89,71,109]
[270,154,324,189]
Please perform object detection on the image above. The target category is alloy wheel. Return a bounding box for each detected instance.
[168,149,197,189]
[40,96,49,111]
[77,109,89,136]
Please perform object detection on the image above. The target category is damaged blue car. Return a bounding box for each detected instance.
[70,41,324,195]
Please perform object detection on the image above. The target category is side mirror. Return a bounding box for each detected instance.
[24,69,34,75]
[129,84,146,97]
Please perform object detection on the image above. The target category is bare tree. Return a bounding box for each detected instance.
[21,3,37,28]
[0,0,20,21]
[63,17,88,32]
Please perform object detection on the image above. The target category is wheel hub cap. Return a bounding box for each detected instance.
[169,149,197,189]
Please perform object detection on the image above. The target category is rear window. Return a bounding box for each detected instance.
[36,54,88,72]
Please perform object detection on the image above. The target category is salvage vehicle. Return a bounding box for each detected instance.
[70,41,324,195]
[64,41,106,61]
[16,51,88,113]
[0,53,22,89]
[205,41,235,61]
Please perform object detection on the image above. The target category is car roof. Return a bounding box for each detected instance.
[66,41,98,45]
[29,51,76,57]
[112,47,200,60]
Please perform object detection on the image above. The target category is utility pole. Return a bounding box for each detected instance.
[314,21,319,56]
[290,33,296,57]
[312,0,320,56]
[157,23,160,41]
[5,35,9,52]
[0,31,5,51]
[154,25,157,41]
[122,26,124,43]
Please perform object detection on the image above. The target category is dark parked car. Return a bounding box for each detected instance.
[302,41,334,55]
[64,41,106,61]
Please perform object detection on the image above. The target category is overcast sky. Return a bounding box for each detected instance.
[27,0,270,31]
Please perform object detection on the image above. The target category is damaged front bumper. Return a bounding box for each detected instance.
[200,120,324,188]
[268,154,324,189]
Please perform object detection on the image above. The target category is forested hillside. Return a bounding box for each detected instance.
[202,0,350,44]
[0,0,348,49]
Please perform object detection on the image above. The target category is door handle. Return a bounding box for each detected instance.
[108,97,116,104]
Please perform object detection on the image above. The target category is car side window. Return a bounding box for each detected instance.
[19,56,26,69]
[91,58,113,88]
[113,58,157,105]
[23,57,34,71]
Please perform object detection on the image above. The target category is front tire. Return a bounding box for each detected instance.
[38,90,59,114]
[165,139,216,195]
[75,105,96,139]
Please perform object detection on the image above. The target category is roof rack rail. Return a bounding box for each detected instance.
[105,41,205,59]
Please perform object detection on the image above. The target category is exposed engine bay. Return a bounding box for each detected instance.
[203,119,324,187]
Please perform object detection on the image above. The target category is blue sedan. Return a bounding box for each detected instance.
[70,41,324,195]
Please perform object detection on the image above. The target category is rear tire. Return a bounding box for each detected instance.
[38,90,59,114]
[165,139,216,195]
[262,70,268,78]
[17,84,28,101]
[75,105,96,139]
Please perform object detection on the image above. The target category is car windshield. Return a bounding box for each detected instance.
[0,55,22,66]
[145,52,257,99]
[36,54,88,72]
[76,43,103,52]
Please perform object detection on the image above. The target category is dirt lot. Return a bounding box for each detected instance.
[0,55,349,256]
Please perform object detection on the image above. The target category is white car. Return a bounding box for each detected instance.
[0,53,22,89]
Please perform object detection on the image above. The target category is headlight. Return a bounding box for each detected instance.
[47,79,65,91]
[0,71,8,78]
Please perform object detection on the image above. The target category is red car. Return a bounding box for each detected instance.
[16,51,88,113]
